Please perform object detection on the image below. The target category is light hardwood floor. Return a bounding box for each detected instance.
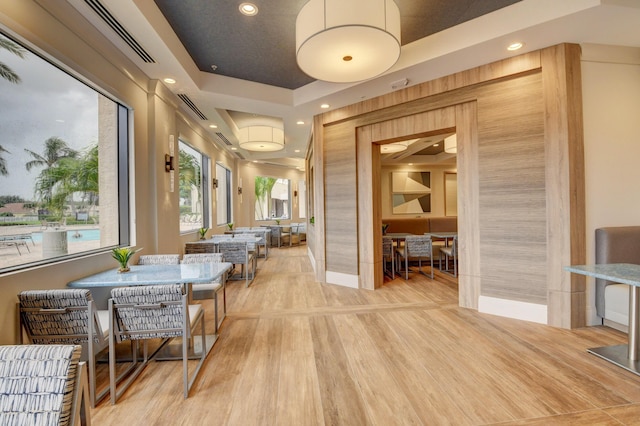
[91,245,640,425]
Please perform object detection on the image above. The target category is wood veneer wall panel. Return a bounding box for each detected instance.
[475,73,547,303]
[312,115,327,283]
[368,107,456,143]
[356,126,381,290]
[542,44,586,328]
[324,121,359,275]
[323,52,541,125]
[456,102,480,309]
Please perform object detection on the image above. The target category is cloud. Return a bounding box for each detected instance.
[0,37,98,200]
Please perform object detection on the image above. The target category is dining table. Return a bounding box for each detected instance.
[67,262,233,358]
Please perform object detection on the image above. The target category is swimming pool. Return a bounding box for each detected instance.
[31,228,100,243]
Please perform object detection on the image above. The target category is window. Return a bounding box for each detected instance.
[178,141,208,232]
[254,176,290,221]
[216,163,231,226]
[0,32,130,273]
[298,180,306,219]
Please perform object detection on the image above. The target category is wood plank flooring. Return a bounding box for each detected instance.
[90,245,640,425]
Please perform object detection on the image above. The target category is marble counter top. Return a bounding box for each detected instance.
[68,262,232,288]
[564,263,640,286]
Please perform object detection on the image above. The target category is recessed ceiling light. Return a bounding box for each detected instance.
[231,147,237,151]
[296,120,305,125]
[163,78,176,84]
[294,149,300,153]
[408,163,413,166]
[507,42,524,51]
[239,3,258,16]
[320,104,330,109]
[209,124,218,129]
[433,143,439,147]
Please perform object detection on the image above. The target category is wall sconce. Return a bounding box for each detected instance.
[238,187,242,195]
[167,135,175,192]
[293,190,298,197]
[165,154,174,172]
[212,178,218,189]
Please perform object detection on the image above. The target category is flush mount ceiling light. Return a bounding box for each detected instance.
[296,0,401,83]
[238,126,284,152]
[507,42,524,51]
[444,134,457,154]
[381,141,408,153]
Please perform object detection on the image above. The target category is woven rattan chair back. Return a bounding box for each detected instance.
[137,254,179,265]
[108,284,206,403]
[0,344,89,426]
[185,242,216,254]
[397,235,434,280]
[18,289,108,408]
[218,241,255,286]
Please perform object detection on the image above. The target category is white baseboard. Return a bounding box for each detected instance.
[478,296,547,325]
[325,271,359,288]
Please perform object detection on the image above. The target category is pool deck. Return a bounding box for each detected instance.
[0,224,101,269]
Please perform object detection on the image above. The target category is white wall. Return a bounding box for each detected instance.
[582,44,640,325]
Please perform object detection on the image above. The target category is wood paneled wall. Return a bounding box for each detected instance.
[311,44,585,328]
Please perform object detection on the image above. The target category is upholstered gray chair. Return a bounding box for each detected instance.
[137,254,180,265]
[0,344,90,426]
[181,253,225,331]
[108,284,206,403]
[396,235,434,279]
[439,235,458,277]
[382,236,395,278]
[18,289,110,408]
[218,240,256,287]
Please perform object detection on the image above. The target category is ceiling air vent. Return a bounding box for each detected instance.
[84,0,155,63]
[177,94,208,120]
[215,132,233,146]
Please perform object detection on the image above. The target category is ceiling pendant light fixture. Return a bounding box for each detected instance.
[295,0,401,83]
[238,126,285,152]
[444,134,457,154]
[380,141,408,153]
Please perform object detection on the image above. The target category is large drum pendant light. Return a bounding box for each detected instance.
[296,0,401,83]
[238,126,285,151]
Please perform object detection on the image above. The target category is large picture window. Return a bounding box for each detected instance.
[0,32,130,273]
[216,163,231,226]
[254,176,290,221]
[179,141,208,232]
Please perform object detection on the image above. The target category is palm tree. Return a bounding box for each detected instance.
[0,36,25,83]
[0,36,26,175]
[254,176,276,220]
[25,137,78,171]
[25,137,78,211]
[0,145,9,176]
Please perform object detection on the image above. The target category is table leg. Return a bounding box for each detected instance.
[587,285,640,375]
[628,285,640,360]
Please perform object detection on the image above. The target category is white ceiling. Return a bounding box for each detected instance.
[68,0,640,167]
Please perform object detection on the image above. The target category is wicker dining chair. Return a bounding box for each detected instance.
[396,235,434,279]
[137,254,180,265]
[0,344,90,426]
[217,241,256,287]
[181,253,226,331]
[108,284,206,403]
[17,289,110,408]
[439,235,458,277]
[382,236,395,278]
